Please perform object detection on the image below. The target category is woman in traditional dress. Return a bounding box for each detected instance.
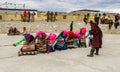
[54,30,68,50]
[13,34,36,55]
[87,21,103,57]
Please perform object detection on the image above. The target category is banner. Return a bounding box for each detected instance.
[0,2,24,9]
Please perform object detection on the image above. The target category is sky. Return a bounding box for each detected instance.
[0,0,120,13]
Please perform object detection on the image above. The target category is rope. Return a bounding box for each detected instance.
[0,44,23,47]
[0,56,18,60]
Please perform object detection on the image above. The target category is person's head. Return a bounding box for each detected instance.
[89,20,94,26]
[24,34,34,42]
[23,27,26,30]
[10,26,13,30]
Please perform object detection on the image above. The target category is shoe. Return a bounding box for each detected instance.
[95,53,99,55]
[87,54,94,57]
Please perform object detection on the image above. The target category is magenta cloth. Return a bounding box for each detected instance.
[74,31,80,37]
[36,30,46,37]
[81,27,87,34]
[61,30,68,36]
[48,33,56,41]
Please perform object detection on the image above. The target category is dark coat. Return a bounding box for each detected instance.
[89,23,103,48]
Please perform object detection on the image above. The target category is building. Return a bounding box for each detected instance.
[0,8,37,21]
[0,8,116,21]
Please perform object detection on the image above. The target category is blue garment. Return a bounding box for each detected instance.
[73,41,79,47]
[85,32,90,38]
[54,37,68,50]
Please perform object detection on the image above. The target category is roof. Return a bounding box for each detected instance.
[70,9,100,13]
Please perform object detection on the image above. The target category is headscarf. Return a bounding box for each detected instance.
[68,31,74,39]
[24,34,34,42]
[36,30,46,37]
[61,30,68,38]
[90,21,103,37]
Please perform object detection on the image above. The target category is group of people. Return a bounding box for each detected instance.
[83,13,120,30]
[8,27,28,35]
[13,21,103,57]
[8,27,21,35]
[46,11,58,22]
[21,10,36,22]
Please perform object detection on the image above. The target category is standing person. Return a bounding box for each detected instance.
[46,11,50,22]
[70,21,73,31]
[94,14,100,25]
[83,15,88,25]
[27,11,30,22]
[87,21,103,57]
[114,14,119,29]
[50,11,54,22]
[55,12,58,21]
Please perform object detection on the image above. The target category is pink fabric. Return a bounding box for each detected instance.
[61,30,68,36]
[74,31,80,37]
[48,33,56,41]
[81,27,87,34]
[22,45,35,52]
[36,30,46,37]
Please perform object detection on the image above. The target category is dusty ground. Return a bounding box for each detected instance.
[0,34,120,72]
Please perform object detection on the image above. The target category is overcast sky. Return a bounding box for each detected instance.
[0,0,120,13]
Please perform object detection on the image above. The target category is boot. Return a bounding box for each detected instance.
[87,48,95,57]
[95,48,99,55]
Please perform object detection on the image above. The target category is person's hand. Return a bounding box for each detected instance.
[13,44,16,46]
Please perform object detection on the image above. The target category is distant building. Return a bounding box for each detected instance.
[0,8,116,21]
[0,8,37,21]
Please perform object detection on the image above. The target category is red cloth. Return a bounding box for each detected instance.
[89,22,103,48]
[68,31,74,39]
[24,10,29,17]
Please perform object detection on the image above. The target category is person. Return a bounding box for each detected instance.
[79,27,87,47]
[8,26,14,35]
[114,14,119,29]
[50,11,54,22]
[54,12,58,21]
[94,14,100,25]
[73,31,80,47]
[83,15,88,25]
[22,27,28,35]
[35,30,47,53]
[46,11,50,22]
[87,21,103,57]
[70,21,73,31]
[54,30,68,50]
[46,33,56,53]
[13,34,36,52]
[13,27,20,35]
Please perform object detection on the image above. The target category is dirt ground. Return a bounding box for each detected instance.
[0,34,120,72]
